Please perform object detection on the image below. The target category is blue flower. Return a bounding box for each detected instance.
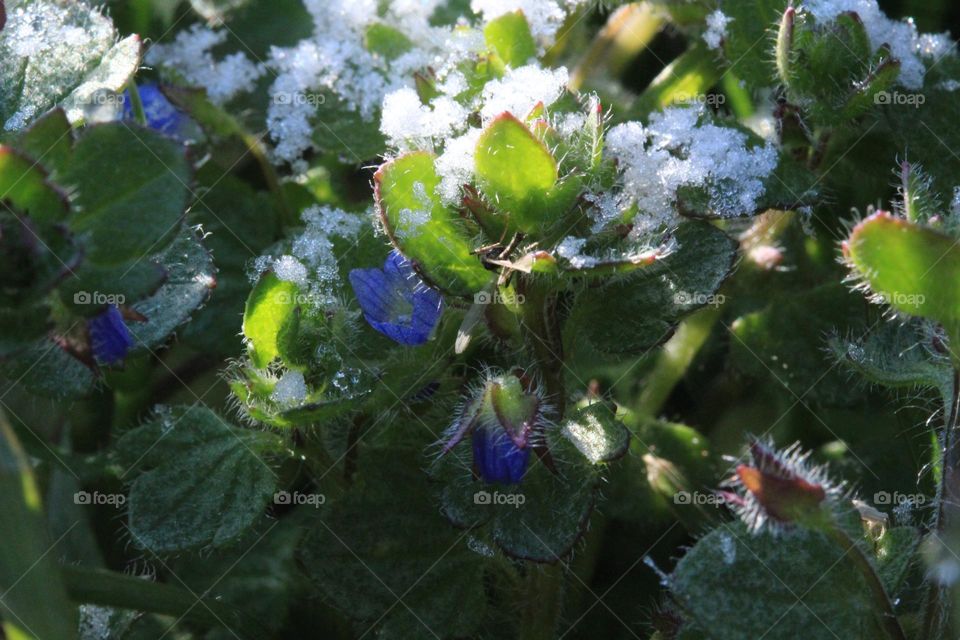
[123,83,188,138]
[88,305,134,365]
[349,251,442,346]
[472,425,530,484]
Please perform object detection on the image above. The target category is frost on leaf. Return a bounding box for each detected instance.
[0,0,140,131]
[605,108,778,232]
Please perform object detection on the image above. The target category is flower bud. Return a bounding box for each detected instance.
[441,370,545,484]
[725,439,838,533]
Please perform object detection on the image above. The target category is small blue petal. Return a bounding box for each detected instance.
[472,426,529,484]
[123,83,188,138]
[89,305,134,365]
[349,251,442,346]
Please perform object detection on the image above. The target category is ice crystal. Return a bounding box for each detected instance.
[703,10,732,50]
[146,25,264,104]
[271,370,308,407]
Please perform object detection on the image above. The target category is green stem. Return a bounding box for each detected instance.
[518,279,566,419]
[518,563,565,640]
[636,305,721,417]
[62,566,269,639]
[824,525,907,640]
[921,368,960,640]
[124,79,147,127]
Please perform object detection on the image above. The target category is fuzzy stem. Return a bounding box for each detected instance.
[636,306,720,417]
[825,524,907,640]
[518,563,565,640]
[921,368,960,640]
[124,79,147,127]
[518,278,566,420]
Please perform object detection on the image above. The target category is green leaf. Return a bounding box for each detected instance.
[721,0,790,87]
[474,113,558,232]
[58,260,167,317]
[0,2,137,131]
[117,405,286,553]
[484,11,537,67]
[16,108,73,177]
[436,421,605,562]
[126,228,216,350]
[560,403,630,464]
[846,212,960,329]
[830,320,952,400]
[376,151,490,295]
[671,522,886,639]
[364,23,413,60]
[0,146,70,223]
[1,338,97,399]
[242,271,300,368]
[300,448,487,637]
[0,409,78,640]
[64,124,191,264]
[565,222,737,359]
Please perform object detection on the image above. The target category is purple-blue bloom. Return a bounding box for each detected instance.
[123,83,188,138]
[88,305,134,365]
[349,251,442,346]
[472,425,530,484]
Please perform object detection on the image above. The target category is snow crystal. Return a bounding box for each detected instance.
[803,0,954,89]
[556,236,598,269]
[272,370,307,406]
[435,128,484,205]
[1,1,116,131]
[380,88,469,150]
[703,10,732,50]
[605,107,778,230]
[266,1,486,166]
[273,255,309,287]
[147,25,263,104]
[480,64,569,123]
